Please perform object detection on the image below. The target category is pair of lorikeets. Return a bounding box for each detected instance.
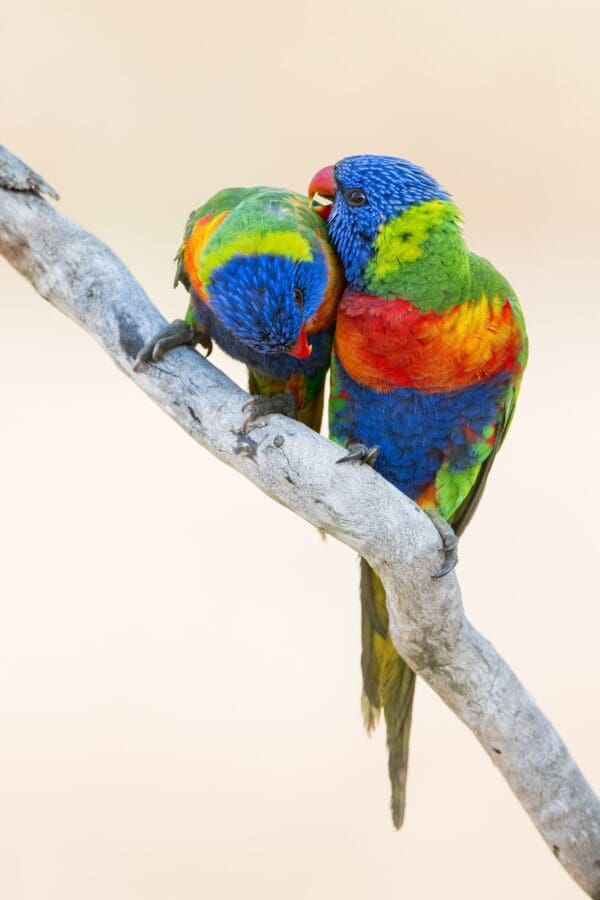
[134,155,528,828]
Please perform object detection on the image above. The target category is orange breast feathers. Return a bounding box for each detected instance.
[334,291,522,393]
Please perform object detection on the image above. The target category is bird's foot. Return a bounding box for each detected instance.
[336,442,379,467]
[426,509,459,579]
[133,320,212,371]
[240,391,297,434]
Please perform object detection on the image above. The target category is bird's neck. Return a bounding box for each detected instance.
[361,199,470,313]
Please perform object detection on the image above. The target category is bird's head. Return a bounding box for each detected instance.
[309,155,453,290]
[205,250,328,357]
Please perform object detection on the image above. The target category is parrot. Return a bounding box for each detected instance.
[308,155,528,828]
[134,187,344,432]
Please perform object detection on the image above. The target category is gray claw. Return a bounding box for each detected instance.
[195,331,213,357]
[336,443,379,466]
[241,391,297,433]
[133,320,211,371]
[426,509,459,578]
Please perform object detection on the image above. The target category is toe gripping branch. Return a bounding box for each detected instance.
[426,509,459,578]
[336,442,380,467]
[240,391,298,434]
[133,320,212,372]
[335,443,458,578]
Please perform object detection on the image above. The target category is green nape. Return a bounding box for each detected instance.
[364,199,470,311]
[175,187,331,292]
[363,202,525,316]
[365,206,515,313]
[198,188,329,286]
[181,187,257,242]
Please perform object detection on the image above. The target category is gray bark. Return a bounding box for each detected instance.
[1,144,598,897]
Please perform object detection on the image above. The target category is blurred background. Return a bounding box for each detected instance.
[1,0,599,897]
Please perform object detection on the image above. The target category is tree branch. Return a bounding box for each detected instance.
[1,144,598,897]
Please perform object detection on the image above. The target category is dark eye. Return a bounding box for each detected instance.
[293,287,304,309]
[347,188,367,207]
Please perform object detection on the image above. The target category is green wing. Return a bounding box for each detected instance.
[449,377,518,536]
[443,254,528,535]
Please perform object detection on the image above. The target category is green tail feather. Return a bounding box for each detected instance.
[360,558,415,829]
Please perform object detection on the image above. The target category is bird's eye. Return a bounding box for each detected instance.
[293,287,304,309]
[347,188,368,207]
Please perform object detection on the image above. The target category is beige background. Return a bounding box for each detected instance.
[1,0,599,897]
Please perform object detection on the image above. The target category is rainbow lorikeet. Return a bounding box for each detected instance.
[309,155,528,828]
[134,187,343,431]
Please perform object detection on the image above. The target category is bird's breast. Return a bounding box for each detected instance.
[335,289,522,393]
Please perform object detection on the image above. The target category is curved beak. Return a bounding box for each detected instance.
[308,165,335,220]
[288,328,312,359]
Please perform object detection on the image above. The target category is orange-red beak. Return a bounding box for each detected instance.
[288,328,312,359]
[308,165,335,220]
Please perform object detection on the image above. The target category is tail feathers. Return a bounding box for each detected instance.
[384,658,415,828]
[361,691,380,732]
[360,559,415,829]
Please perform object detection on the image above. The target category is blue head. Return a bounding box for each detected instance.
[309,155,450,288]
[206,251,328,358]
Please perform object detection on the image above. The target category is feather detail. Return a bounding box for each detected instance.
[334,290,523,394]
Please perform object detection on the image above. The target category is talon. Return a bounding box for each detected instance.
[198,334,213,357]
[426,509,459,579]
[132,353,149,373]
[132,319,210,371]
[241,391,297,433]
[133,341,160,371]
[242,415,256,435]
[364,447,379,466]
[151,338,170,363]
[432,560,457,579]
[336,443,379,466]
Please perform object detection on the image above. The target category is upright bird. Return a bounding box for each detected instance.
[309,155,528,827]
[135,187,343,431]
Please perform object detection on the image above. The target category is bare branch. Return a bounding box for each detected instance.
[1,144,598,897]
